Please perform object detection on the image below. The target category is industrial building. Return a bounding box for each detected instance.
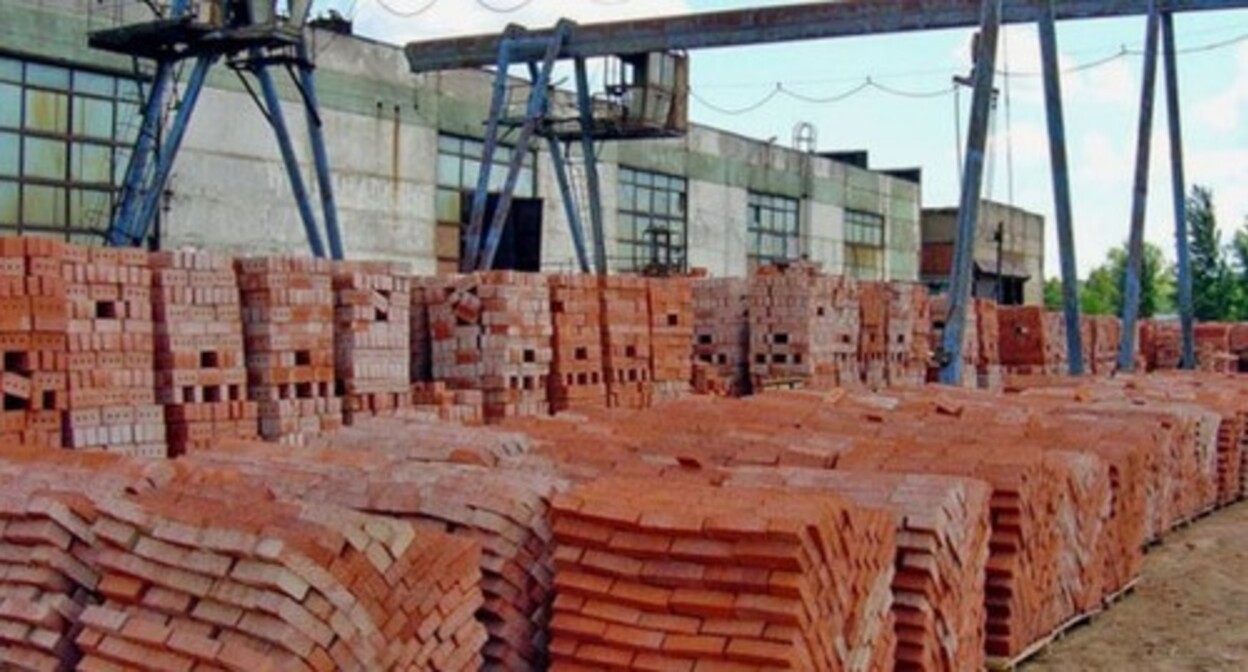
[1,1,921,280]
[920,200,1045,306]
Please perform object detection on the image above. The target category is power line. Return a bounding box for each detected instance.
[474,0,538,13]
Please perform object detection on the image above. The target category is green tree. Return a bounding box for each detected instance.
[1186,186,1233,320]
[1228,222,1248,319]
[1079,242,1175,318]
[1043,277,1063,311]
[1080,264,1119,316]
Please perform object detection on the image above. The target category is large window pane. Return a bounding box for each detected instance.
[616,166,686,272]
[0,182,17,224]
[71,143,112,184]
[74,71,115,97]
[69,189,112,228]
[0,132,18,177]
[0,57,19,84]
[26,64,69,90]
[25,89,69,133]
[0,83,20,128]
[24,137,67,180]
[74,97,115,140]
[22,186,67,226]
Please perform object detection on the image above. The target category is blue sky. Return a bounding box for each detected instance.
[340,0,1248,277]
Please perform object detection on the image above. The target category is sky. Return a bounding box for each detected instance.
[327,0,1248,278]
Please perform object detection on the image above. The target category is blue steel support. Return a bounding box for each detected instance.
[547,139,592,273]
[463,42,513,272]
[255,61,327,259]
[130,55,216,246]
[108,60,175,246]
[1119,3,1162,372]
[1038,0,1085,375]
[1163,12,1196,369]
[296,41,344,261]
[479,27,568,271]
[575,57,608,275]
[940,0,1002,386]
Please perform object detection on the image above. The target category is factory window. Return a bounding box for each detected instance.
[617,167,687,273]
[0,55,143,243]
[844,209,885,280]
[434,134,536,272]
[747,191,800,266]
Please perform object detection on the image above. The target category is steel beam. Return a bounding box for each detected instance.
[256,62,327,259]
[547,140,592,273]
[131,55,217,246]
[1163,12,1196,369]
[462,42,513,272]
[1038,0,1085,375]
[575,58,608,275]
[296,42,344,261]
[1119,4,1162,372]
[940,0,1002,386]
[109,60,175,247]
[405,0,1248,73]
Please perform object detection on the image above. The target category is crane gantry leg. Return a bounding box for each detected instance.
[1163,12,1197,370]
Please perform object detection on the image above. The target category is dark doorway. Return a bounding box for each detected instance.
[460,195,544,272]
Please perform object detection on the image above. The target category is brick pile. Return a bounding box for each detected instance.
[998,306,1067,376]
[886,282,931,388]
[598,275,653,409]
[749,263,860,389]
[1229,323,1248,372]
[429,271,553,421]
[0,238,67,449]
[1195,322,1234,373]
[333,261,411,423]
[646,278,693,401]
[411,381,486,425]
[974,298,1002,389]
[691,277,750,397]
[1086,315,1121,375]
[549,478,895,671]
[547,274,606,411]
[63,247,166,457]
[1140,319,1182,371]
[859,281,890,389]
[151,251,256,456]
[410,276,450,385]
[725,467,991,672]
[237,256,341,445]
[927,295,977,388]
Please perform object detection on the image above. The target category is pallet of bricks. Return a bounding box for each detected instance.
[975,298,1002,389]
[411,276,484,423]
[691,277,750,396]
[858,281,889,389]
[647,277,693,401]
[548,274,607,411]
[63,246,166,456]
[1140,319,1182,370]
[927,294,978,388]
[749,262,860,390]
[1087,315,1121,375]
[1230,323,1248,372]
[237,256,341,444]
[599,275,653,408]
[429,271,552,421]
[886,282,930,387]
[151,251,256,455]
[0,238,66,449]
[1195,322,1234,373]
[334,261,411,423]
[998,305,1067,377]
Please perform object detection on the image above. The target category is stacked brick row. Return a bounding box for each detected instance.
[1140,319,1182,371]
[726,467,992,672]
[549,478,896,671]
[333,261,411,423]
[599,276,653,408]
[1087,315,1122,375]
[237,256,341,444]
[927,295,978,388]
[974,298,1002,389]
[63,247,165,457]
[547,274,606,411]
[647,278,693,402]
[691,277,750,396]
[1195,322,1234,373]
[749,262,860,389]
[998,306,1068,376]
[859,280,890,389]
[886,282,931,387]
[0,238,66,449]
[151,251,256,455]
[429,271,553,421]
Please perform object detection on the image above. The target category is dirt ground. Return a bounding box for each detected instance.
[1027,500,1248,671]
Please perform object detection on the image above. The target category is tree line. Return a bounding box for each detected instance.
[1044,186,1248,321]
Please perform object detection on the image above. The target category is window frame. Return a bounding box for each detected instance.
[616,166,688,273]
[844,208,886,280]
[746,191,801,266]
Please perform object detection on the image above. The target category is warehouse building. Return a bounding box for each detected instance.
[920,200,1046,306]
[0,1,921,280]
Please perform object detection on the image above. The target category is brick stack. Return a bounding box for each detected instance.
[647,277,693,401]
[927,295,977,388]
[1140,319,1182,371]
[1229,323,1248,372]
[549,478,896,671]
[77,477,487,672]
[237,256,340,444]
[726,467,992,672]
[691,277,750,397]
[0,238,67,449]
[749,263,860,389]
[598,275,653,409]
[974,298,1002,389]
[429,271,553,421]
[411,382,485,425]
[547,274,606,411]
[333,261,411,423]
[151,251,256,456]
[1087,316,1121,375]
[886,282,930,388]
[410,276,450,384]
[858,281,890,389]
[1195,322,1234,373]
[998,306,1067,376]
[63,247,165,457]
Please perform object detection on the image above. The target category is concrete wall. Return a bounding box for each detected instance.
[1,0,922,281]
[922,200,1045,305]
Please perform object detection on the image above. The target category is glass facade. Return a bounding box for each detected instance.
[434,134,536,271]
[747,191,800,266]
[0,55,142,242]
[617,166,686,272]
[845,208,886,280]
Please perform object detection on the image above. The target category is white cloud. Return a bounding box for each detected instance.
[352,0,695,45]
[1195,42,1248,135]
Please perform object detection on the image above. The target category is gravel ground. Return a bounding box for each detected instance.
[1027,500,1248,671]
